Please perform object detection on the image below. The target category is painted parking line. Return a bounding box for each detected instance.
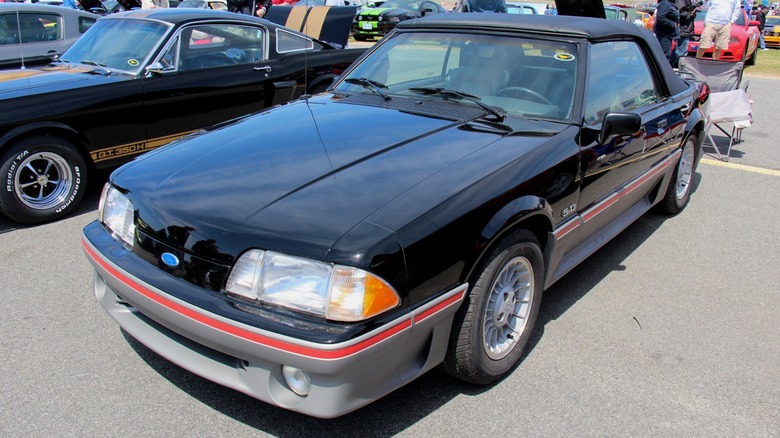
[700,157,780,177]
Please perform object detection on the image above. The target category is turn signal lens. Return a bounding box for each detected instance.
[328,267,401,322]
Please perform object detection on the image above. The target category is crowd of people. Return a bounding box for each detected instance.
[653,0,774,66]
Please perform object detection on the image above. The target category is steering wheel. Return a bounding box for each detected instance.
[195,52,239,69]
[497,87,554,106]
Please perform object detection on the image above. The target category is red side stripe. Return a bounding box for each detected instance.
[83,239,413,360]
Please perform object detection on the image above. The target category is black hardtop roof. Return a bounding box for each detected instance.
[397,13,650,41]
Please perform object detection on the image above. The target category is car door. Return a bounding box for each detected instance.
[576,40,686,239]
[141,22,275,145]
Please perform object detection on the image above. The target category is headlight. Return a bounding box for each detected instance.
[729,36,739,44]
[98,184,135,248]
[387,16,400,22]
[225,249,400,322]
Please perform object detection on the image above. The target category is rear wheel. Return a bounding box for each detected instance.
[658,135,696,215]
[0,135,87,224]
[440,229,544,384]
[353,34,368,41]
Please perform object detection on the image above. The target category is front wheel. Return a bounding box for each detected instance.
[746,44,757,65]
[658,135,696,215]
[440,229,544,384]
[0,135,88,224]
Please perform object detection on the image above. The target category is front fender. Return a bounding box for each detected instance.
[0,121,83,152]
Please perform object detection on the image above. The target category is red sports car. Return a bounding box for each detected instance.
[687,8,760,64]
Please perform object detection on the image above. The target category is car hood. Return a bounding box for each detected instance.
[113,94,560,263]
[0,64,119,96]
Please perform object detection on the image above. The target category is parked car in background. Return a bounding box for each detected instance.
[688,9,760,64]
[763,14,780,48]
[352,0,446,41]
[83,13,707,418]
[0,3,98,69]
[506,2,539,14]
[0,9,366,224]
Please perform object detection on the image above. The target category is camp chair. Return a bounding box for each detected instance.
[678,57,752,161]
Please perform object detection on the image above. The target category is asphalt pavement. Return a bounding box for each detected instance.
[0,75,777,437]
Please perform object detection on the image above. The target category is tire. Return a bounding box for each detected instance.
[0,135,87,225]
[353,34,368,41]
[658,135,696,215]
[746,44,757,65]
[440,229,544,384]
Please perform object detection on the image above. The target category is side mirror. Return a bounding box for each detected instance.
[599,112,642,145]
[145,62,166,75]
[749,20,760,26]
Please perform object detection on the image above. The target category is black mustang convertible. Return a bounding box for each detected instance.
[0,8,364,224]
[83,13,707,417]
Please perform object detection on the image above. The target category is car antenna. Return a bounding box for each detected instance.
[15,6,26,69]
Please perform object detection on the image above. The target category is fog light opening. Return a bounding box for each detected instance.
[282,365,311,397]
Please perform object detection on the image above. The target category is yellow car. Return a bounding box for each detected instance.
[765,15,780,49]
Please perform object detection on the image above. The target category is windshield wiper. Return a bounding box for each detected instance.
[80,60,111,75]
[409,87,505,122]
[345,77,391,101]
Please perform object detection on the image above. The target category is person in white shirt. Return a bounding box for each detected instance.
[696,0,741,59]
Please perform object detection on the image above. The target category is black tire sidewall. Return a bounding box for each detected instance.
[467,231,544,381]
[0,137,87,224]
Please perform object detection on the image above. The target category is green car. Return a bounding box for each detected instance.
[352,0,446,41]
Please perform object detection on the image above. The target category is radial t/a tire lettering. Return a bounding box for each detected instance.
[440,229,544,385]
[0,135,88,225]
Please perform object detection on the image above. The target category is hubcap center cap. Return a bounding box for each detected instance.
[37,175,49,186]
[492,287,515,327]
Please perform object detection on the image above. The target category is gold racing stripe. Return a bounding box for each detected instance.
[89,131,198,163]
[285,6,309,32]
[302,6,330,40]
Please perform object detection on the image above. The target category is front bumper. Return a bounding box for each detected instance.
[82,222,466,418]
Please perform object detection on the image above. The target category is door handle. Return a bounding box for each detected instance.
[657,119,668,128]
[254,66,272,72]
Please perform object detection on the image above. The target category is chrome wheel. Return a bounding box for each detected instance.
[482,255,535,360]
[14,152,74,210]
[675,139,695,201]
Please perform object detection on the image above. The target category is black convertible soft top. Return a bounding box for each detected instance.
[398,14,689,96]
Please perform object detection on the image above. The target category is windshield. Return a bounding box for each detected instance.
[62,18,170,74]
[334,32,578,121]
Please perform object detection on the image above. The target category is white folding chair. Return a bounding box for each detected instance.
[678,58,752,161]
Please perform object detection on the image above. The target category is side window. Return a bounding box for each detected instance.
[5,13,61,44]
[584,41,658,125]
[79,17,97,34]
[0,14,19,45]
[159,35,180,71]
[276,28,313,53]
[178,23,264,71]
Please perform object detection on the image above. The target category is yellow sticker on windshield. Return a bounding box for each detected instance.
[128,59,139,67]
[554,53,575,62]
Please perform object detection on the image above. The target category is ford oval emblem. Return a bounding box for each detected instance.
[161,252,180,267]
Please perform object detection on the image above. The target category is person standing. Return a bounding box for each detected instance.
[696,0,741,59]
[141,0,169,8]
[757,5,769,50]
[61,0,79,9]
[675,0,697,65]
[654,0,681,66]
